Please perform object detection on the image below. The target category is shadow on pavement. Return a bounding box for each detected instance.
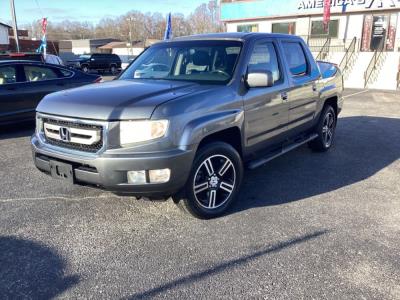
[232,116,400,212]
[0,236,79,299]
[0,122,35,140]
[128,229,328,299]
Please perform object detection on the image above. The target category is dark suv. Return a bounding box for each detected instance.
[67,53,121,74]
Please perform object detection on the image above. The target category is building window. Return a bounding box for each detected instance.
[272,22,296,34]
[237,24,259,32]
[311,20,339,38]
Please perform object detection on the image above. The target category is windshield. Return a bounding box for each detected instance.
[120,40,242,84]
[79,55,91,59]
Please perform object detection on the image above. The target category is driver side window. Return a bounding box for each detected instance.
[248,41,281,83]
[0,66,17,85]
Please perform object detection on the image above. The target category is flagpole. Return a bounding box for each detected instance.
[10,0,20,52]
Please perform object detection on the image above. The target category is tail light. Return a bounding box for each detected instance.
[9,53,26,57]
[93,77,103,83]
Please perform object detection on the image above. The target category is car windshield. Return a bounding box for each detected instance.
[79,55,91,59]
[120,40,242,84]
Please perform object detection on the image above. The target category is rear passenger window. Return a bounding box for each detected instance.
[248,41,280,83]
[24,65,59,82]
[0,66,17,84]
[282,42,308,76]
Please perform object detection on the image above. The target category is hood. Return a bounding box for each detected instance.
[37,79,203,120]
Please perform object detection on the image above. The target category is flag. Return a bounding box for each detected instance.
[36,18,47,56]
[36,35,47,53]
[342,2,348,13]
[323,0,331,32]
[41,18,47,35]
[164,13,172,40]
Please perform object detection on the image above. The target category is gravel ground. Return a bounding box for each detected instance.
[0,89,399,299]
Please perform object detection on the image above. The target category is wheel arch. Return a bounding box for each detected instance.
[323,96,338,116]
[197,127,243,157]
[179,110,245,157]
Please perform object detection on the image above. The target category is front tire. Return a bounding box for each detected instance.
[177,142,243,219]
[308,105,337,152]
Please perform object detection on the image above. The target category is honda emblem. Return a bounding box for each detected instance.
[59,127,71,142]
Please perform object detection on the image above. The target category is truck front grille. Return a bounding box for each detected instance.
[42,117,104,153]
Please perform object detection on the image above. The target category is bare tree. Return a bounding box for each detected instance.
[21,1,224,41]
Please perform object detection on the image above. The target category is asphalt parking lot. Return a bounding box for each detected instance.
[0,89,399,299]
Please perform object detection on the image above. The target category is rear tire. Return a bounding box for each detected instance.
[308,105,337,152]
[110,65,118,75]
[175,142,243,219]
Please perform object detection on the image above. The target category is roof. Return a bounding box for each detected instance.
[171,32,300,42]
[98,41,127,49]
[98,39,161,49]
[0,22,12,29]
[0,59,44,64]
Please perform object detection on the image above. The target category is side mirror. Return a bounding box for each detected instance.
[246,70,274,88]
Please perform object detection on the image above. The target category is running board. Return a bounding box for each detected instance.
[247,133,319,170]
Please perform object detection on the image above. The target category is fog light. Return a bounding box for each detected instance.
[149,169,170,183]
[127,170,146,184]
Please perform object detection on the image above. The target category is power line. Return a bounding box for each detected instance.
[34,0,44,17]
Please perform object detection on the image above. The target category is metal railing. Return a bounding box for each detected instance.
[316,37,331,61]
[339,37,357,73]
[364,42,385,88]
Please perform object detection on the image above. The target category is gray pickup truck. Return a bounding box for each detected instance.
[31,33,343,218]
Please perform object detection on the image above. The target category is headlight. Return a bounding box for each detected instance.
[36,114,43,135]
[120,120,169,145]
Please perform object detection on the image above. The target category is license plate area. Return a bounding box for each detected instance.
[50,160,74,183]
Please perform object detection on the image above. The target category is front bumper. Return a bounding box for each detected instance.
[31,134,195,196]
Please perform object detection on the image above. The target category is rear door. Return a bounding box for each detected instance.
[280,40,319,134]
[90,54,103,69]
[243,38,290,153]
[19,64,74,113]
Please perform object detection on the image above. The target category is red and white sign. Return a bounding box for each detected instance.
[323,0,331,32]
[386,14,398,51]
[361,15,373,52]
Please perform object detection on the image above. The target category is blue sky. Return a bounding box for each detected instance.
[0,0,207,25]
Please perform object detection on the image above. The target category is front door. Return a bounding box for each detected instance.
[0,65,29,123]
[243,39,290,154]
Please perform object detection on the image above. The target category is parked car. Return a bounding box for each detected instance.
[134,63,170,78]
[0,60,101,125]
[32,33,344,218]
[0,53,64,65]
[66,53,121,74]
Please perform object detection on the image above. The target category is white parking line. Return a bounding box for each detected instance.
[343,90,369,99]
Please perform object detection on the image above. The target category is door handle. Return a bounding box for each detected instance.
[281,92,288,101]
[6,87,16,91]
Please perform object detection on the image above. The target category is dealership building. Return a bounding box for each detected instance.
[220,0,400,90]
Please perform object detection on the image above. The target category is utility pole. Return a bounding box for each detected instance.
[127,16,133,56]
[10,0,20,52]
